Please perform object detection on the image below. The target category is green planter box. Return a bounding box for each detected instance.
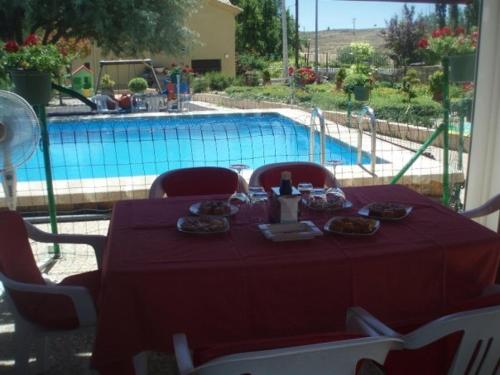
[353,86,369,101]
[10,70,52,106]
[449,54,476,83]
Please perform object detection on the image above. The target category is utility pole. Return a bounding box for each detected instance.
[295,0,299,68]
[281,0,289,79]
[314,0,319,82]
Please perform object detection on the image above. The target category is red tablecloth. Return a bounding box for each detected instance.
[92,185,500,374]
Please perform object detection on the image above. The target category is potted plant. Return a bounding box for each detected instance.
[128,77,148,94]
[1,34,69,105]
[344,72,371,101]
[418,27,478,82]
[429,70,444,102]
[82,77,92,97]
[335,68,347,91]
[101,74,115,98]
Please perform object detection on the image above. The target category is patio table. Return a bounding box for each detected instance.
[92,184,500,374]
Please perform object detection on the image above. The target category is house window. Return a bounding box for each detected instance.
[191,59,222,74]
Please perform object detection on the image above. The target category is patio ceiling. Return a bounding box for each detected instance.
[348,0,472,3]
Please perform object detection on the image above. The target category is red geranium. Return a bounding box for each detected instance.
[417,37,429,49]
[4,40,19,53]
[23,33,39,46]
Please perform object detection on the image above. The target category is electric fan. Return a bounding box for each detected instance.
[0,90,40,210]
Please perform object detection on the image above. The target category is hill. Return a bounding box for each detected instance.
[300,28,386,58]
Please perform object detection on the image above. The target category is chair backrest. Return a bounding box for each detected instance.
[249,162,337,191]
[149,166,247,198]
[462,193,500,233]
[0,211,43,285]
[194,336,399,375]
[402,303,500,375]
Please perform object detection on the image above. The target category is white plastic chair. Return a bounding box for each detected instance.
[173,308,402,375]
[348,288,500,375]
[0,212,106,374]
[462,193,500,233]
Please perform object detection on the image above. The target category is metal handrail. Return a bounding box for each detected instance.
[309,107,326,165]
[357,106,377,175]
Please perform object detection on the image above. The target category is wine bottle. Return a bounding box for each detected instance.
[279,171,292,195]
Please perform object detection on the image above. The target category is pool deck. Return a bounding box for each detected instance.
[9,102,465,209]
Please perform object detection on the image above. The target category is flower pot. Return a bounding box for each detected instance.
[10,70,52,106]
[449,54,476,83]
[82,88,92,97]
[353,86,369,101]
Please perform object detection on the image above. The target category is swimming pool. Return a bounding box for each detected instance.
[18,113,384,182]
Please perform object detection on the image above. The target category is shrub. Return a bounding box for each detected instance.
[262,70,271,84]
[236,53,268,75]
[191,77,209,93]
[429,70,444,101]
[244,70,260,86]
[128,77,148,93]
[101,74,115,89]
[206,72,233,91]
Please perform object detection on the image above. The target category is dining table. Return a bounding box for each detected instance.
[92,184,500,374]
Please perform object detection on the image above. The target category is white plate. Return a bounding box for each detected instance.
[358,202,413,221]
[305,199,353,211]
[324,216,380,236]
[258,221,323,242]
[177,216,230,234]
[189,201,239,217]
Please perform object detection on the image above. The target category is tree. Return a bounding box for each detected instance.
[449,4,460,30]
[233,0,296,59]
[382,5,426,67]
[435,4,447,28]
[465,0,480,31]
[0,0,199,56]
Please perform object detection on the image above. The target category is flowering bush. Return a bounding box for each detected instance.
[0,33,70,78]
[418,27,478,60]
[288,66,316,85]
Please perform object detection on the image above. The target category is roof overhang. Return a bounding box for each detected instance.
[210,0,242,16]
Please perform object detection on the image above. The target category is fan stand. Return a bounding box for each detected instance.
[0,122,16,210]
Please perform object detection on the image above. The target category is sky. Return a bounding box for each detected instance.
[284,1,436,31]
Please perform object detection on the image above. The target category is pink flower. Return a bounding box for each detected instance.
[417,37,429,49]
[4,40,19,52]
[23,33,39,46]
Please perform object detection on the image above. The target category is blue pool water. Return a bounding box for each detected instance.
[18,113,384,182]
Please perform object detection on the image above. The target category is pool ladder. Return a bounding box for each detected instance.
[357,106,377,176]
[309,106,377,175]
[309,107,326,165]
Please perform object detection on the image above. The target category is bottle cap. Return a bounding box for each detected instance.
[281,171,291,180]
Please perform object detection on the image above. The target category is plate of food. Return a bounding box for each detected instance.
[177,216,230,234]
[189,200,238,216]
[324,216,380,236]
[358,202,412,220]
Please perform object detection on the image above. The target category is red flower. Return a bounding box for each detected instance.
[463,82,474,91]
[23,33,39,46]
[454,26,465,35]
[431,29,442,38]
[4,40,19,53]
[441,27,452,36]
[417,37,429,49]
[288,66,294,76]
